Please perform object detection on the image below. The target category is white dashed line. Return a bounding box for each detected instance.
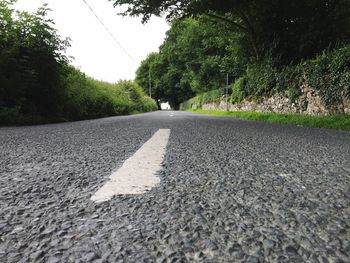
[91,129,171,203]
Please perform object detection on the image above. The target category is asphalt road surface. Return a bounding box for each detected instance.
[1,111,349,263]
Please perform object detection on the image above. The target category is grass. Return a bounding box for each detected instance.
[186,109,350,131]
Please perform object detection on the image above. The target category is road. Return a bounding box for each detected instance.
[0,111,349,262]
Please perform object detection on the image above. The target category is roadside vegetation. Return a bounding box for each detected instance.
[116,0,350,115]
[181,46,350,110]
[0,1,156,125]
[187,110,350,132]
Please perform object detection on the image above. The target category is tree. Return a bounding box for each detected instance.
[136,50,194,110]
[136,16,249,108]
[136,53,165,109]
[112,0,350,64]
[0,1,70,116]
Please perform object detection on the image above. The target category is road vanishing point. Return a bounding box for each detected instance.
[1,111,349,262]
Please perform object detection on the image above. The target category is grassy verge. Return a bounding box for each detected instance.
[186,109,350,131]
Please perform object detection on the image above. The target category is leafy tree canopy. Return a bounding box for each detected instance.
[113,0,350,63]
[135,17,242,109]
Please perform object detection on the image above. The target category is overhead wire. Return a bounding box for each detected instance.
[81,0,136,63]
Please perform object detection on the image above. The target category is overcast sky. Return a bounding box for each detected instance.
[14,0,169,83]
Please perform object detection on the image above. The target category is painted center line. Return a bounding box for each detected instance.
[91,129,171,203]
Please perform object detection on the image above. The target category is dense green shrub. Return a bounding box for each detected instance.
[0,62,156,125]
[244,60,278,98]
[231,77,246,104]
[61,66,157,122]
[200,89,222,104]
[180,96,200,110]
[0,1,69,117]
[237,45,350,105]
[0,2,156,125]
[180,88,222,110]
[302,45,350,106]
[275,64,303,102]
[270,45,350,105]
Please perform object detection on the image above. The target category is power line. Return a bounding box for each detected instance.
[81,0,135,63]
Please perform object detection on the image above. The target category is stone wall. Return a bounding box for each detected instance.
[199,85,350,116]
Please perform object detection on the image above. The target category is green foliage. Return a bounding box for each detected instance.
[301,45,350,106]
[244,59,278,98]
[123,0,350,109]
[238,45,350,105]
[135,52,164,109]
[0,2,156,125]
[231,77,246,104]
[113,0,350,65]
[275,65,303,102]
[136,14,349,109]
[135,17,241,109]
[200,89,222,104]
[51,66,156,121]
[0,1,69,117]
[180,88,222,110]
[1,65,156,125]
[187,109,350,132]
[183,45,350,109]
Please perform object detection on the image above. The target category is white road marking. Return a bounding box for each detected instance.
[91,129,170,203]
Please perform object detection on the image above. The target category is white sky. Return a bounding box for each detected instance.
[14,0,169,83]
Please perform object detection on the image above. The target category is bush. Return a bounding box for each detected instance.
[231,77,246,104]
[62,67,157,121]
[182,44,350,111]
[180,88,222,110]
[274,64,303,102]
[0,2,70,117]
[200,89,223,104]
[0,65,157,125]
[180,97,199,110]
[244,59,278,98]
[233,45,350,105]
[302,45,350,106]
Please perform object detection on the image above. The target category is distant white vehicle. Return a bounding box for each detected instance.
[161,102,171,110]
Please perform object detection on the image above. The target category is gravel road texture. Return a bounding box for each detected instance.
[0,111,349,262]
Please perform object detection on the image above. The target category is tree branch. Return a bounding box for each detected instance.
[204,11,260,60]
[204,12,247,32]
